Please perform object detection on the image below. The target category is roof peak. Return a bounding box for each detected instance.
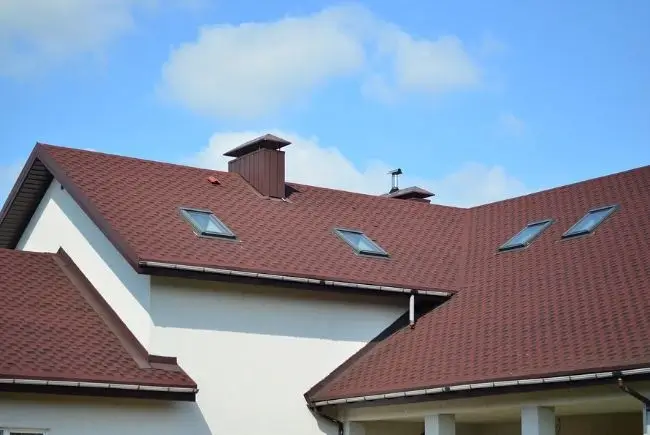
[32,143,650,209]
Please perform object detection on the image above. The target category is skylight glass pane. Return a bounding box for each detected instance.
[335,229,388,257]
[181,208,235,238]
[563,205,617,238]
[499,219,552,251]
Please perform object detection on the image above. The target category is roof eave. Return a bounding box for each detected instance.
[0,144,52,249]
[307,366,650,408]
[0,144,143,272]
[0,378,197,401]
[139,260,453,299]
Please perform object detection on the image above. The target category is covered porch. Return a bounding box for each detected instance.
[336,383,650,435]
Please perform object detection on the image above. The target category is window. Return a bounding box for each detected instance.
[334,228,389,257]
[499,219,553,251]
[180,208,236,239]
[562,205,617,238]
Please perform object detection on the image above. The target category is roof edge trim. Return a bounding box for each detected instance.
[35,144,143,272]
[53,248,151,369]
[0,378,197,393]
[310,366,650,406]
[0,145,40,223]
[139,260,452,297]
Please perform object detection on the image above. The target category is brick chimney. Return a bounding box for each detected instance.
[224,134,291,198]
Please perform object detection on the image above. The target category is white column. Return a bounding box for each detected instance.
[344,421,365,435]
[424,414,456,435]
[644,404,649,435]
[521,406,555,435]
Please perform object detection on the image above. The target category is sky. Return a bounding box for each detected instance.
[1,0,649,207]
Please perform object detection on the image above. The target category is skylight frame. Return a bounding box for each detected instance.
[562,204,618,239]
[180,207,236,239]
[498,218,554,252]
[334,228,389,258]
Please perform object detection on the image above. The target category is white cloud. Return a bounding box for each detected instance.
[376,33,478,95]
[190,131,527,207]
[0,0,138,77]
[161,4,481,118]
[0,0,200,77]
[499,112,526,137]
[162,6,370,118]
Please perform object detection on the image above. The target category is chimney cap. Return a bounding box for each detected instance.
[383,186,435,201]
[223,134,291,158]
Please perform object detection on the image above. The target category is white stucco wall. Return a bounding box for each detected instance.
[16,180,153,348]
[0,393,211,435]
[150,277,406,435]
[10,179,409,434]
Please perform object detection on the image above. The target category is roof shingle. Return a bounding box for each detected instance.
[38,144,468,293]
[307,165,650,401]
[2,143,649,403]
[0,248,196,394]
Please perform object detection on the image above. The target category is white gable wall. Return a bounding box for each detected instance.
[150,276,406,435]
[10,179,407,434]
[16,180,153,348]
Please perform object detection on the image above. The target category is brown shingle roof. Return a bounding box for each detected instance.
[0,248,196,398]
[1,143,649,403]
[307,165,650,401]
[34,144,468,293]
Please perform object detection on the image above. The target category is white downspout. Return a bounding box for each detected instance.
[409,293,415,329]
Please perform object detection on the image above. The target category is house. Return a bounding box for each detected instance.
[0,135,649,435]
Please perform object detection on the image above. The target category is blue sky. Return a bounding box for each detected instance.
[1,0,649,207]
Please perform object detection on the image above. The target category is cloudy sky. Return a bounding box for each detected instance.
[1,0,649,207]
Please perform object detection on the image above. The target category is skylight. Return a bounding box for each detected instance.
[499,219,553,251]
[334,228,388,257]
[562,205,617,238]
[180,208,236,239]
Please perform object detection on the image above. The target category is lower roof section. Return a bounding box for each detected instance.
[0,248,197,401]
[306,165,650,404]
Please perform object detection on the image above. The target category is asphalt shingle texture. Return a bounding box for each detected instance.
[30,145,650,400]
[308,165,650,400]
[0,249,195,388]
[41,144,467,293]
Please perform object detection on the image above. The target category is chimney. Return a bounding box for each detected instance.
[388,168,403,193]
[224,134,291,198]
[383,169,434,203]
[384,186,435,203]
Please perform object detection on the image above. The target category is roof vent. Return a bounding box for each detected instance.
[383,186,435,203]
[384,168,434,203]
[388,168,403,193]
[224,134,291,198]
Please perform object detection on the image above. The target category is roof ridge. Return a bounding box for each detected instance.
[453,208,474,291]
[471,164,650,210]
[39,143,464,209]
[51,248,191,379]
[37,142,232,177]
[287,180,466,210]
[35,144,650,210]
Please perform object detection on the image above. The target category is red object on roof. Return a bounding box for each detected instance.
[0,248,196,398]
[307,165,650,402]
